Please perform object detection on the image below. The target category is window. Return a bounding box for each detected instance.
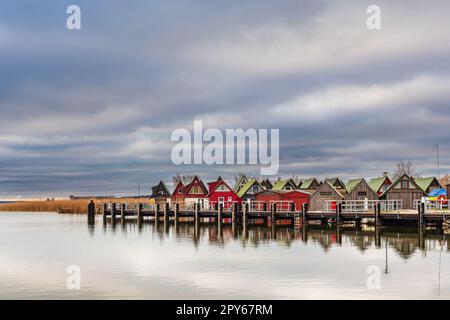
[216,185,228,191]
[189,186,202,194]
[358,191,367,197]
[284,186,293,190]
[218,197,224,203]
[320,192,333,196]
[228,197,232,202]
[178,188,184,194]
[401,180,409,189]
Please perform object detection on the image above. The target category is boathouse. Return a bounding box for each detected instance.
[414,177,442,194]
[368,174,392,196]
[151,181,172,206]
[345,178,379,201]
[325,177,346,192]
[255,189,310,211]
[309,181,346,211]
[380,174,425,210]
[207,177,241,209]
[233,175,248,193]
[272,178,298,191]
[237,179,264,202]
[171,180,185,205]
[299,178,321,193]
[184,175,209,208]
[260,179,273,190]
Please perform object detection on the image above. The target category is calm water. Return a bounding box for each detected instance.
[0,212,449,300]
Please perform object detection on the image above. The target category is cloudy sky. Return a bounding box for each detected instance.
[1,0,450,198]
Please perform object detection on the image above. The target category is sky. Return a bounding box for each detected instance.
[0,0,450,198]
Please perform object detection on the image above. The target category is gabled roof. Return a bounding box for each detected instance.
[151,180,171,198]
[272,178,297,191]
[429,188,447,198]
[206,177,236,197]
[233,175,248,192]
[237,179,263,198]
[326,177,346,189]
[381,174,423,196]
[260,179,273,189]
[312,180,346,198]
[184,175,208,195]
[172,181,185,196]
[345,178,363,193]
[368,177,390,193]
[414,177,441,192]
[300,178,319,189]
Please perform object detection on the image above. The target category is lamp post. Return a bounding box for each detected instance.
[433,144,440,179]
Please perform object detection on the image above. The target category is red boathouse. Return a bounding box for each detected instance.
[207,177,241,209]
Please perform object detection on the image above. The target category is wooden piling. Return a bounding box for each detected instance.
[102,203,107,223]
[242,202,248,223]
[195,202,200,223]
[302,203,308,226]
[217,203,223,226]
[232,203,238,223]
[87,201,95,223]
[336,202,342,225]
[271,203,277,226]
[174,203,179,222]
[137,203,143,223]
[375,201,381,226]
[419,202,425,228]
[111,203,117,224]
[164,202,170,221]
[121,203,126,223]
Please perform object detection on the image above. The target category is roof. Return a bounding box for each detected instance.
[312,180,346,199]
[233,175,248,192]
[300,178,318,189]
[184,175,208,195]
[206,177,236,197]
[326,177,345,188]
[272,179,297,191]
[368,177,388,193]
[345,178,363,193]
[414,177,440,192]
[381,174,423,197]
[236,179,262,198]
[256,189,311,196]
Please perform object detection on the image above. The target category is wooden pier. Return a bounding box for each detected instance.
[88,200,450,229]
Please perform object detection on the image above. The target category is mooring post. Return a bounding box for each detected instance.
[217,203,223,226]
[111,203,117,224]
[195,202,200,223]
[174,203,179,222]
[154,203,160,222]
[137,203,143,223]
[263,202,268,212]
[302,203,308,226]
[271,203,277,226]
[121,203,126,223]
[232,203,238,223]
[102,203,108,223]
[243,202,248,223]
[419,201,425,228]
[336,202,342,225]
[375,202,381,226]
[164,202,170,221]
[88,200,95,223]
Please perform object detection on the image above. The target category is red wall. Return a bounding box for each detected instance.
[255,191,309,211]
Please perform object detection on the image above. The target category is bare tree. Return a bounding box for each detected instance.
[393,160,417,180]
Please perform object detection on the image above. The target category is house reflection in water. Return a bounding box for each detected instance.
[109,219,449,259]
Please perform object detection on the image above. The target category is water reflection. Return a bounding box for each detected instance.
[99,218,449,259]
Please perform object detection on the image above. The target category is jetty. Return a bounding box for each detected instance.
[89,199,450,229]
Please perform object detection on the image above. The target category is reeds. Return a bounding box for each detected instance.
[0,198,152,214]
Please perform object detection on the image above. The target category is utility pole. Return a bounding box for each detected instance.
[433,144,440,179]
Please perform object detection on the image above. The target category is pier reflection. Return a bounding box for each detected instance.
[99,218,450,259]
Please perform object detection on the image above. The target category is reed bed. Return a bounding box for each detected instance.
[0,198,153,214]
